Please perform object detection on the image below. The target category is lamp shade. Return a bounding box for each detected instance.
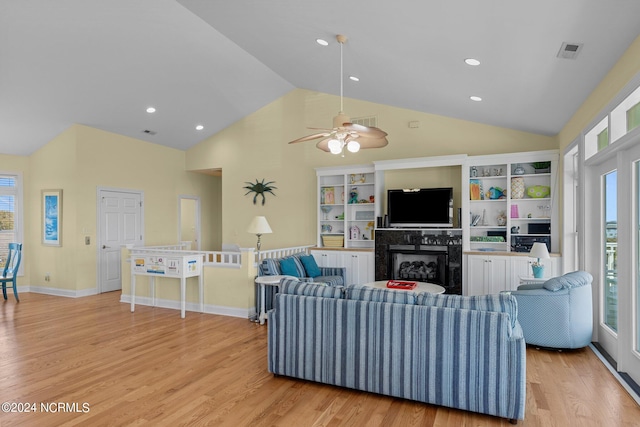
[529,242,550,260]
[247,216,272,235]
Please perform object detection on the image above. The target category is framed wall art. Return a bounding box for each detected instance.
[42,189,62,246]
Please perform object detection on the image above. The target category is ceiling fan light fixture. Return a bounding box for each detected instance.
[287,34,389,154]
[347,140,360,153]
[328,138,342,153]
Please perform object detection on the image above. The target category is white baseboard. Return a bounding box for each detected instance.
[119,294,250,319]
[16,287,251,319]
[18,286,98,298]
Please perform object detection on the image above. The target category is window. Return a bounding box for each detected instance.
[597,128,609,151]
[627,101,640,133]
[562,145,579,272]
[585,117,609,160]
[611,85,640,143]
[0,173,23,272]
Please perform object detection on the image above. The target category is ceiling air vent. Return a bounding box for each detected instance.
[352,115,378,128]
[142,129,157,136]
[557,42,583,60]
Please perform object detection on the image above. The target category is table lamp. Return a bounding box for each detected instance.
[529,242,550,278]
[247,216,272,251]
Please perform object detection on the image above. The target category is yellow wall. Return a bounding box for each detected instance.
[186,88,555,250]
[29,126,79,291]
[28,124,221,292]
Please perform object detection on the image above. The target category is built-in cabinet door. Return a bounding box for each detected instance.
[466,255,493,295]
[486,256,510,294]
[311,250,374,285]
[345,251,374,285]
[466,254,543,295]
[312,250,343,269]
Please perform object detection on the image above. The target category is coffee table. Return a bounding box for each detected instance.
[363,280,445,294]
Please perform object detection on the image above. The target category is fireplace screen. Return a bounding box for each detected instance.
[390,251,447,284]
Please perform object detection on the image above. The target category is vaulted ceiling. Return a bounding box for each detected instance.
[2,0,640,156]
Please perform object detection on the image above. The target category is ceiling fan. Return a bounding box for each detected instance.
[288,34,389,156]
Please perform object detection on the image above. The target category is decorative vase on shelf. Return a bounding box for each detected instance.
[511,177,525,199]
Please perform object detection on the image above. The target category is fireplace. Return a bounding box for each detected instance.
[376,229,462,294]
[389,245,448,285]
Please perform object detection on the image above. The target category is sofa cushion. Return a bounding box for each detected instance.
[345,284,416,304]
[313,275,344,287]
[260,258,281,276]
[299,254,322,277]
[416,293,518,328]
[280,279,343,298]
[279,256,305,278]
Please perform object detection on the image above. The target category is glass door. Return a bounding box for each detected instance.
[623,143,640,385]
[586,139,640,385]
[603,170,618,334]
[586,157,618,359]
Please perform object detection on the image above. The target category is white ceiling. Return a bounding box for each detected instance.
[2,0,640,156]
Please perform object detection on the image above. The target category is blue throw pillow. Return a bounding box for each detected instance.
[543,278,563,292]
[299,255,322,277]
[279,257,302,277]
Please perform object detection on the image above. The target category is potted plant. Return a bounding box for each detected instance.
[531,161,551,174]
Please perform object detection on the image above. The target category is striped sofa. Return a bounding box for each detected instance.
[257,252,346,315]
[268,280,526,423]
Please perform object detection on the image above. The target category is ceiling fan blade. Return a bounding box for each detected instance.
[315,137,333,152]
[342,123,388,138]
[354,135,389,149]
[288,132,332,144]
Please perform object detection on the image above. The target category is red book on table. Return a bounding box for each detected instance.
[386,280,417,290]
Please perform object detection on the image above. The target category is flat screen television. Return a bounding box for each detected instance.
[387,188,453,228]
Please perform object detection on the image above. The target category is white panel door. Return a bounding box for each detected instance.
[98,189,142,293]
[345,251,374,285]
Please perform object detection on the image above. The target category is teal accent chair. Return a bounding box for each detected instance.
[1,243,23,302]
[510,271,593,349]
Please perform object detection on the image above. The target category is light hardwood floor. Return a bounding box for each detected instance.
[1,292,639,426]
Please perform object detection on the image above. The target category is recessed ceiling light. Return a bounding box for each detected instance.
[195,125,204,131]
[470,96,482,102]
[146,107,156,113]
[316,38,329,46]
[349,76,359,82]
[465,58,481,66]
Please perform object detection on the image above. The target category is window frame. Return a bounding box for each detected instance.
[0,171,24,276]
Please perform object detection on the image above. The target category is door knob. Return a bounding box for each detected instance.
[102,245,110,249]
